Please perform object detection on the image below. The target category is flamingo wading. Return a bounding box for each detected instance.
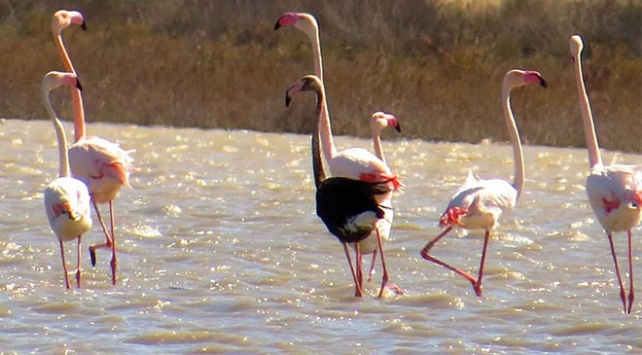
[43,71,93,289]
[570,35,642,314]
[286,75,400,297]
[275,12,402,288]
[52,10,133,285]
[420,69,547,296]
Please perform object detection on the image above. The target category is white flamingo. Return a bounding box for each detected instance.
[275,12,402,288]
[421,69,547,296]
[570,35,642,314]
[52,10,133,285]
[43,71,93,289]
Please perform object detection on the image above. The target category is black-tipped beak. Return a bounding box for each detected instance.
[539,77,548,89]
[76,79,83,91]
[81,21,87,31]
[394,122,401,133]
[285,95,291,107]
[274,21,282,30]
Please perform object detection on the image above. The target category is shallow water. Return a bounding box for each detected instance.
[1,119,641,353]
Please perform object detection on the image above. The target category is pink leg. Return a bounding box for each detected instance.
[421,227,481,294]
[607,233,627,313]
[473,231,491,296]
[627,231,634,314]
[59,240,70,289]
[88,199,113,267]
[375,228,403,298]
[343,243,363,297]
[367,250,377,282]
[75,235,82,289]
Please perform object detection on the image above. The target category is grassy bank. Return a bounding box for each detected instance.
[0,0,640,152]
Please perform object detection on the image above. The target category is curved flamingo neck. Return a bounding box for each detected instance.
[54,33,86,142]
[501,85,525,199]
[43,88,71,178]
[573,49,602,169]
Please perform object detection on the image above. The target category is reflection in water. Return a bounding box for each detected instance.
[0,120,641,352]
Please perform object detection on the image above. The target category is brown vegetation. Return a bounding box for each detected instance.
[0,0,640,152]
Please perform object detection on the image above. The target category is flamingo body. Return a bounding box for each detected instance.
[69,136,132,204]
[316,177,388,244]
[587,165,642,232]
[441,177,517,231]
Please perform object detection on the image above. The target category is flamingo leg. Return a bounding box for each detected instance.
[343,243,363,297]
[356,242,363,296]
[367,250,377,282]
[109,201,117,286]
[421,226,481,294]
[607,232,627,313]
[627,231,635,314]
[88,199,113,267]
[473,231,491,297]
[59,240,70,289]
[75,235,81,289]
[375,228,403,298]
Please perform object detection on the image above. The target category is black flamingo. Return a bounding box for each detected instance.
[285,75,394,297]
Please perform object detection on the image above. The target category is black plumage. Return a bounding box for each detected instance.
[316,177,390,244]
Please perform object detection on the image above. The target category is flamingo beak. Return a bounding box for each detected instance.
[539,77,548,89]
[394,122,401,133]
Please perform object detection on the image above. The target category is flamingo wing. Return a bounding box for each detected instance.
[441,178,517,229]
[69,137,133,185]
[330,148,403,190]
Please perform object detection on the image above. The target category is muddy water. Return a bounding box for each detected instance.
[1,119,640,353]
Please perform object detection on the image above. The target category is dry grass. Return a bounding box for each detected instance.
[0,0,640,152]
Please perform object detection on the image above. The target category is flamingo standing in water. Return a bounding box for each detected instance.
[275,11,402,288]
[286,75,396,297]
[421,69,547,296]
[43,71,93,289]
[570,35,642,314]
[52,10,133,285]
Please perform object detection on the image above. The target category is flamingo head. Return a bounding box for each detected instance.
[504,69,547,90]
[370,112,401,134]
[52,201,82,220]
[570,35,584,60]
[285,75,323,107]
[43,71,82,94]
[52,10,86,35]
[274,12,318,36]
